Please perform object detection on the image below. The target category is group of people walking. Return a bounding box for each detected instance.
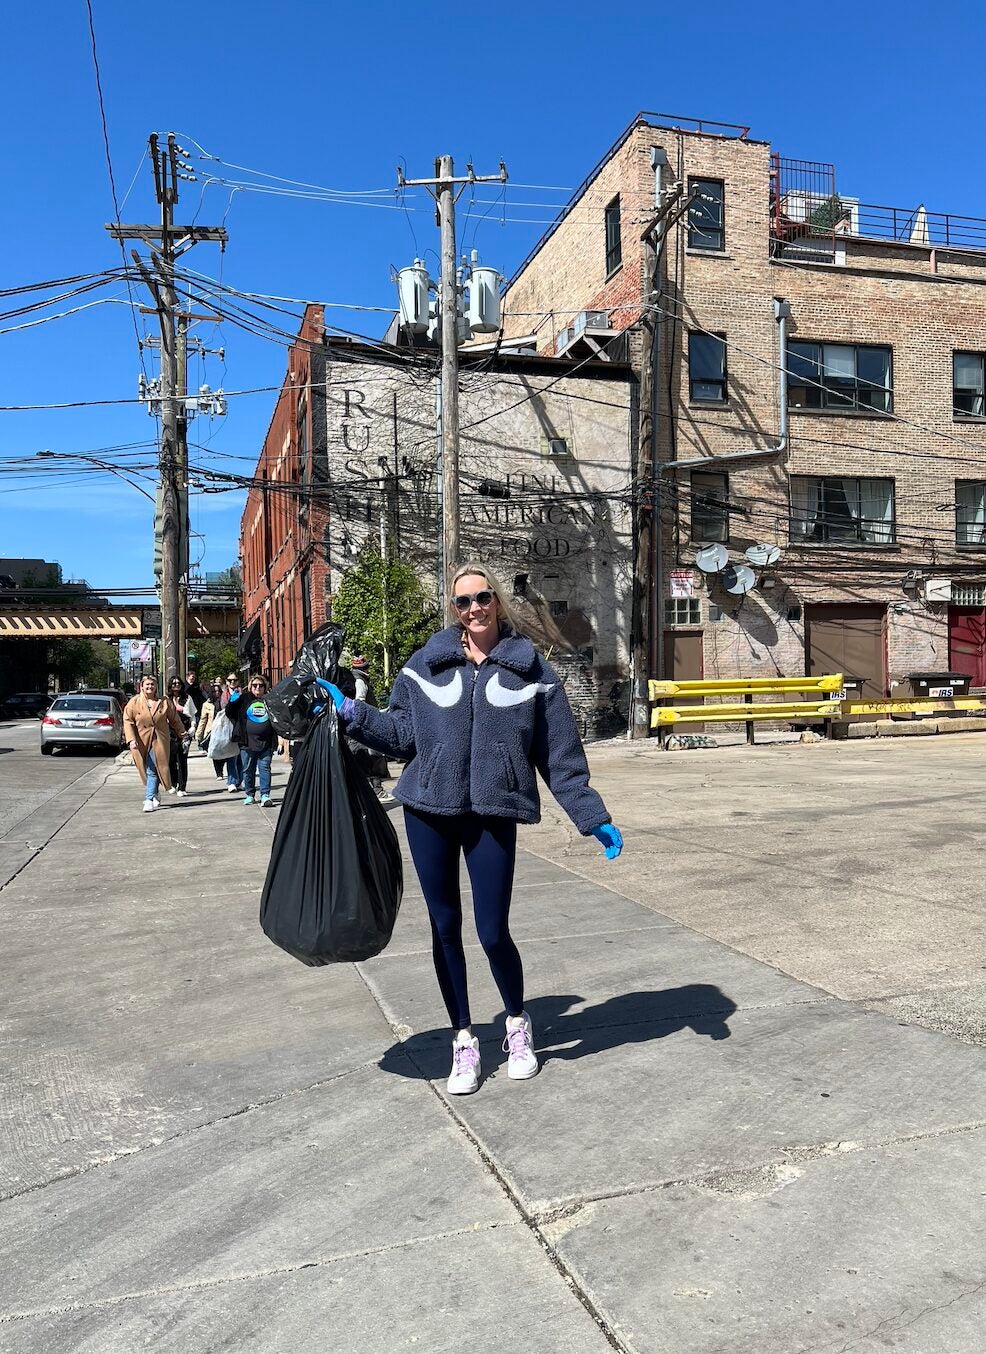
[123,667,278,812]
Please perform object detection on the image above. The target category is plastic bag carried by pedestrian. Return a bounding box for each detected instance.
[207,709,239,761]
[259,626,403,964]
[266,622,351,742]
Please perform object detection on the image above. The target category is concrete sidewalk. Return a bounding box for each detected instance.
[1,740,985,1352]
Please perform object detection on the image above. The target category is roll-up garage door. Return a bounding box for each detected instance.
[806,605,887,699]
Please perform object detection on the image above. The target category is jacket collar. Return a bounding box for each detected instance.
[423,624,539,677]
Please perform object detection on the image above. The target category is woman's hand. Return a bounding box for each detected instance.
[128,739,138,751]
[312,679,346,713]
[591,823,623,860]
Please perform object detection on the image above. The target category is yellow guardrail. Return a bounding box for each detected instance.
[649,673,986,740]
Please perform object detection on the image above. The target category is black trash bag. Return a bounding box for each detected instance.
[259,702,403,965]
[266,621,355,741]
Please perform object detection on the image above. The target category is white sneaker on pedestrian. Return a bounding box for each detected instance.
[167,786,177,795]
[447,1031,481,1094]
[377,790,397,804]
[503,1011,539,1080]
[176,789,187,797]
[226,785,238,793]
[151,796,160,807]
[142,800,157,813]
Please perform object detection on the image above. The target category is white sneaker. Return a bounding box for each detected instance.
[227,785,238,793]
[503,1012,539,1080]
[167,786,178,795]
[151,796,160,807]
[142,800,157,813]
[447,1032,481,1095]
[176,789,187,797]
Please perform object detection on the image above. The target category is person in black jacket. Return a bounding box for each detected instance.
[225,674,277,806]
[316,562,624,1097]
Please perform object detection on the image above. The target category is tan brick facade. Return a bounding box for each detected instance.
[504,117,986,694]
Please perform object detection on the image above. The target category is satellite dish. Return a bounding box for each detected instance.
[722,564,757,595]
[745,543,781,567]
[695,543,728,573]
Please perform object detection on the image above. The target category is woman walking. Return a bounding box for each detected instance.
[165,676,193,796]
[318,563,623,1094]
[123,675,188,814]
[225,674,277,806]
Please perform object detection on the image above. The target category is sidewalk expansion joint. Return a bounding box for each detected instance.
[0,1059,380,1205]
[0,763,119,893]
[528,1116,986,1221]
[0,1219,522,1326]
[352,966,632,1354]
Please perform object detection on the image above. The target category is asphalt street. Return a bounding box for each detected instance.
[1,723,984,1352]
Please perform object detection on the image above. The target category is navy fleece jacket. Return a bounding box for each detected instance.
[342,625,611,835]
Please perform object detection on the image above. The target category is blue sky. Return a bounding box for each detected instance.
[3,0,985,594]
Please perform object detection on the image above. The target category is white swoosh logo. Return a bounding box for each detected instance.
[402,667,464,708]
[485,672,555,708]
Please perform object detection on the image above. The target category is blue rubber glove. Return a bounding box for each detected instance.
[311,678,345,715]
[591,823,624,860]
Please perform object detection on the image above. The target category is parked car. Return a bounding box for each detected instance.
[1,691,52,720]
[40,694,124,755]
[67,687,127,710]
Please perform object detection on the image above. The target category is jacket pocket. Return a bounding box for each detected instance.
[494,742,518,792]
[417,742,445,791]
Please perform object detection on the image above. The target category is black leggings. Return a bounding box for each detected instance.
[169,741,188,791]
[403,808,523,1030]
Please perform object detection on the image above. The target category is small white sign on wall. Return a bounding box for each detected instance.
[669,569,694,599]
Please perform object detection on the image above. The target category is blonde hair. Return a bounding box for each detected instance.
[447,560,523,634]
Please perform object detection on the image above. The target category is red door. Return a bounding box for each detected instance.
[949,608,986,686]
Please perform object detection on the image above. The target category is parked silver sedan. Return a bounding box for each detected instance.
[40,694,124,755]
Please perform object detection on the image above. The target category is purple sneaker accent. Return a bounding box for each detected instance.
[453,1042,480,1077]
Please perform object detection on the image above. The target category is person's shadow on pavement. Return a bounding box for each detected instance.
[378,984,737,1081]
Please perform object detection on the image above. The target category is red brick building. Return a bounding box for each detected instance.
[240,305,330,679]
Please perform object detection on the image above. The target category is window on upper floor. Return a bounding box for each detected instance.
[688,331,728,403]
[605,195,622,275]
[687,178,725,251]
[787,342,892,413]
[953,352,985,418]
[790,476,895,545]
[956,481,986,546]
[691,470,730,543]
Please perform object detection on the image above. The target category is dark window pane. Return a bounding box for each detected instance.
[856,346,891,411]
[688,178,725,250]
[689,332,726,401]
[787,344,822,407]
[605,196,622,274]
[954,353,985,417]
[692,471,729,543]
[957,481,986,545]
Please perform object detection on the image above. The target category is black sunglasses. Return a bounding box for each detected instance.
[453,589,495,610]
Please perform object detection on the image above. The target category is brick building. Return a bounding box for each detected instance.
[502,112,986,703]
[240,315,634,734]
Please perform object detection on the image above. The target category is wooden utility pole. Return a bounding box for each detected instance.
[175,310,189,672]
[632,182,700,738]
[397,156,507,595]
[436,155,461,577]
[107,132,227,681]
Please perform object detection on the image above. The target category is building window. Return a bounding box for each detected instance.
[689,332,727,403]
[301,567,313,638]
[953,352,985,417]
[604,196,622,275]
[687,178,725,251]
[787,342,892,413]
[790,476,895,544]
[691,470,729,543]
[665,598,701,625]
[956,481,986,546]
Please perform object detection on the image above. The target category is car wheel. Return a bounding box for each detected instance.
[41,743,53,756]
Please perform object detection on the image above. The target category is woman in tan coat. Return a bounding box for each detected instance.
[123,675,187,813]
